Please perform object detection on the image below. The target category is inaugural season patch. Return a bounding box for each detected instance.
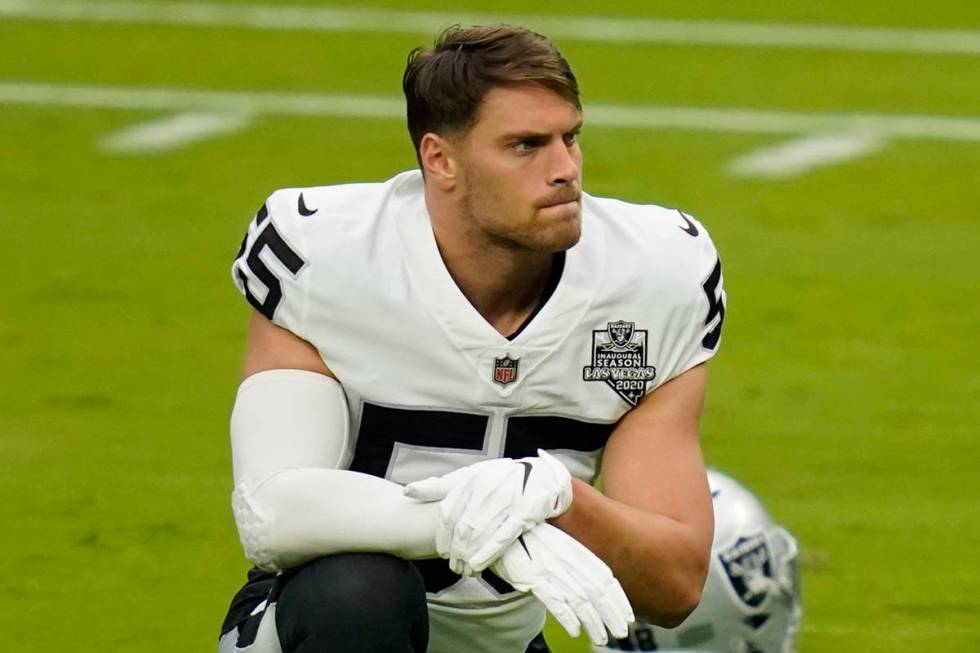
[582,320,656,406]
[719,533,774,608]
[492,355,519,386]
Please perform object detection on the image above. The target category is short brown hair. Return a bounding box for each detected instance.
[403,25,580,162]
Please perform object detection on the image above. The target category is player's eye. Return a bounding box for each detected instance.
[512,137,544,153]
[563,130,579,147]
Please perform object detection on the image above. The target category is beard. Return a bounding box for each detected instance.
[458,170,582,253]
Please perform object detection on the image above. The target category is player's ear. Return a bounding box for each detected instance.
[419,132,457,190]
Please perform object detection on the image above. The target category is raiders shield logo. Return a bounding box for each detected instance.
[493,355,519,386]
[582,320,656,406]
[719,534,774,608]
[609,320,635,347]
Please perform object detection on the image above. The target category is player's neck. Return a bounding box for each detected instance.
[429,209,558,338]
[449,251,557,338]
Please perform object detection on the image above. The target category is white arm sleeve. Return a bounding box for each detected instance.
[230,369,439,571]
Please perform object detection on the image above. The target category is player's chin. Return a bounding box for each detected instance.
[534,207,582,251]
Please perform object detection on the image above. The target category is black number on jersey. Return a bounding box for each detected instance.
[234,206,306,321]
[351,403,615,596]
[701,258,725,350]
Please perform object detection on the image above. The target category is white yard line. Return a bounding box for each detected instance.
[0,82,406,119]
[1,0,980,56]
[5,82,980,144]
[5,81,976,176]
[727,132,886,178]
[101,111,252,153]
[582,104,980,141]
[3,82,980,143]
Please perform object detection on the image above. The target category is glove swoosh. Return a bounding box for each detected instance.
[518,461,533,493]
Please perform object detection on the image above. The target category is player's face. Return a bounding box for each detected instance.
[454,83,583,252]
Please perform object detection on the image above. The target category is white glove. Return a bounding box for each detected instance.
[491,522,634,646]
[404,449,573,574]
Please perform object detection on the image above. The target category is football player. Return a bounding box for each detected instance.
[219,24,727,653]
[593,471,802,653]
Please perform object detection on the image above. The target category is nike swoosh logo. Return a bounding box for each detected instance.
[298,192,318,216]
[518,535,532,559]
[677,211,699,237]
[519,461,533,493]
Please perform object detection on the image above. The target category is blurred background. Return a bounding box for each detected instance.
[1,1,978,650]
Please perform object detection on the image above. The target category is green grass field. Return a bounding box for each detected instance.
[2,1,978,650]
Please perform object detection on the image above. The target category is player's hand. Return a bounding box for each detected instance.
[403,449,573,575]
[490,522,634,646]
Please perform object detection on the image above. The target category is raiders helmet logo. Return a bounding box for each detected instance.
[719,534,775,608]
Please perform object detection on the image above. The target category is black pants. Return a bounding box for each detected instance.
[220,554,551,652]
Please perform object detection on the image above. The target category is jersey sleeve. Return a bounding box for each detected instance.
[659,215,727,384]
[231,190,310,336]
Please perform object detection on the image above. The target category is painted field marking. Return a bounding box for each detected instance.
[101,111,252,153]
[1,0,980,56]
[0,82,406,119]
[727,133,887,179]
[3,81,980,144]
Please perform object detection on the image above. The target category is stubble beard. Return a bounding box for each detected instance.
[460,178,582,254]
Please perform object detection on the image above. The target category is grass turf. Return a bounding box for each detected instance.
[1,2,978,650]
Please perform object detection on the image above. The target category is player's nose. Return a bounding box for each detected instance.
[547,139,580,187]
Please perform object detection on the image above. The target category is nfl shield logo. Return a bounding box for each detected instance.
[493,355,519,386]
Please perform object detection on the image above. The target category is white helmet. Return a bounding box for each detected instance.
[594,470,802,653]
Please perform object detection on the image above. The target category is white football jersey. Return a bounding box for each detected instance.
[231,169,726,653]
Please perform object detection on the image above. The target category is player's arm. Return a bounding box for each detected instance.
[230,311,440,571]
[549,363,714,627]
[235,313,632,643]
[240,307,334,378]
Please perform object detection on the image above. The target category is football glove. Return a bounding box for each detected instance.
[404,449,573,575]
[491,522,634,646]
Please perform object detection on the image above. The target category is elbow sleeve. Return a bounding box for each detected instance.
[230,370,437,570]
[231,368,350,485]
[231,475,279,570]
[233,468,440,571]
